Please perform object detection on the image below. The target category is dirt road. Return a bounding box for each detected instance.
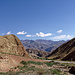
[44,60,75,64]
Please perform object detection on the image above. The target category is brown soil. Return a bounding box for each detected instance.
[0,54,45,72]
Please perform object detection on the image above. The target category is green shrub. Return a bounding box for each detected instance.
[51,69,63,75]
[20,61,28,65]
[45,61,59,67]
[28,61,43,65]
[45,62,54,67]
[45,58,54,60]
[17,66,24,70]
[24,66,36,72]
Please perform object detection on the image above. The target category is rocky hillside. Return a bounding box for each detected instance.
[26,49,50,58]
[62,50,75,61]
[21,39,66,52]
[48,38,75,61]
[0,34,29,57]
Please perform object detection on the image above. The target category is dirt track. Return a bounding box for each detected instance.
[44,60,75,64]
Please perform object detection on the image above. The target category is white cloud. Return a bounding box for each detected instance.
[52,35,73,40]
[7,31,11,35]
[57,30,63,34]
[26,35,32,37]
[36,32,52,37]
[26,34,36,37]
[17,31,27,35]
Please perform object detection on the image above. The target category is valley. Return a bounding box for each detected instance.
[1,0,75,75]
[0,34,75,75]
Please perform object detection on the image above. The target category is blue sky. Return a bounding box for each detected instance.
[0,0,75,40]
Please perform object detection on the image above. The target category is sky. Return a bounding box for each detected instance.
[0,0,75,41]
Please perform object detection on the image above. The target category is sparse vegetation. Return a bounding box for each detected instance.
[45,58,54,60]
[51,69,63,75]
[0,52,20,56]
[28,61,43,65]
[37,70,45,75]
[20,61,28,65]
[0,60,73,75]
[0,72,17,75]
[44,61,59,67]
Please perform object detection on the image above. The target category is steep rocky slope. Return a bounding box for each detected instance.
[48,38,75,61]
[0,34,29,57]
[62,50,75,61]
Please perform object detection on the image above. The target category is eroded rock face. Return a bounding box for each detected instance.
[0,34,29,57]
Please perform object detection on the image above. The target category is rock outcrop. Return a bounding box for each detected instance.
[0,34,29,57]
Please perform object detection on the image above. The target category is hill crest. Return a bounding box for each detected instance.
[0,34,29,57]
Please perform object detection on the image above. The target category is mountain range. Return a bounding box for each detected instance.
[0,34,75,73]
[21,39,67,52]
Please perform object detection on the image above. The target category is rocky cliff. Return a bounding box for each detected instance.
[0,34,29,57]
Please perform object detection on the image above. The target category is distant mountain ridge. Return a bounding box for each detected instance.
[21,39,67,52]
